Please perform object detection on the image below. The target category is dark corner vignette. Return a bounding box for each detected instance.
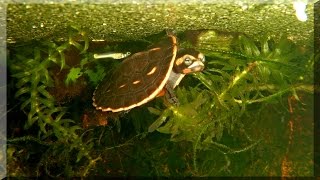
[314,1,320,177]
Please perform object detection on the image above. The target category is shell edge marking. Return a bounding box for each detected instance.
[94,35,178,113]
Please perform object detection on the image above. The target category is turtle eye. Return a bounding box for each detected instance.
[184,58,192,66]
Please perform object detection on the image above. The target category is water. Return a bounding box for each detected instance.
[3,2,316,177]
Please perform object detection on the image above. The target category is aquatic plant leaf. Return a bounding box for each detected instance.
[14,87,30,98]
[9,63,24,72]
[271,70,286,86]
[80,57,89,68]
[16,76,31,88]
[147,107,161,115]
[207,60,231,66]
[207,74,224,84]
[37,85,54,100]
[25,58,39,67]
[214,121,224,141]
[34,47,41,61]
[38,115,49,134]
[12,71,32,78]
[80,33,89,54]
[52,125,63,139]
[84,65,106,86]
[221,64,236,71]
[47,53,58,63]
[257,64,271,83]
[59,51,66,70]
[191,93,207,108]
[228,57,247,68]
[148,109,171,133]
[39,68,54,87]
[260,36,270,55]
[56,42,69,53]
[153,87,209,142]
[157,119,177,135]
[194,73,213,90]
[65,67,83,85]
[207,69,231,80]
[20,99,31,110]
[39,97,55,109]
[25,116,39,128]
[54,111,67,122]
[53,119,74,128]
[76,141,92,163]
[69,125,82,134]
[239,35,260,57]
[69,38,83,52]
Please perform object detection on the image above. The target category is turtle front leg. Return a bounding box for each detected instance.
[164,84,180,106]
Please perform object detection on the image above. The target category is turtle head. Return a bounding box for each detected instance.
[173,48,205,74]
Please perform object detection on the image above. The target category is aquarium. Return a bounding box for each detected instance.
[1,0,317,177]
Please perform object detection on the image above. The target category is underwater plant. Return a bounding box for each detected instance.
[7,28,313,177]
[146,31,313,175]
[7,26,103,176]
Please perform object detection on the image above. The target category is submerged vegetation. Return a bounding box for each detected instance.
[6,27,314,177]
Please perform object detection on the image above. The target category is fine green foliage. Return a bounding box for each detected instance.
[7,29,313,177]
[146,33,313,175]
[66,62,106,86]
[65,67,83,85]
[8,26,100,177]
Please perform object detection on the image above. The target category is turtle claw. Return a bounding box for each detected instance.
[164,84,180,106]
[168,96,180,106]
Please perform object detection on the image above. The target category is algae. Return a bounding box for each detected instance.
[6,2,314,45]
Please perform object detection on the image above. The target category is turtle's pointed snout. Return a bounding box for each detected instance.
[192,60,205,72]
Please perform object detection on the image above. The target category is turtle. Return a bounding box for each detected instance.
[92,34,205,112]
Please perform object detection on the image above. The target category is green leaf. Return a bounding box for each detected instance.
[80,57,89,68]
[55,111,67,122]
[76,149,86,163]
[257,65,271,83]
[84,65,106,86]
[157,118,175,134]
[38,85,54,100]
[39,97,55,109]
[239,35,260,57]
[59,51,66,70]
[15,87,30,98]
[148,113,169,133]
[12,71,32,78]
[26,113,39,128]
[20,99,31,110]
[260,36,270,55]
[38,115,48,134]
[69,37,83,52]
[147,107,161,115]
[34,48,41,61]
[80,33,89,54]
[40,68,54,87]
[69,125,81,133]
[65,67,83,85]
[47,107,66,116]
[194,73,213,90]
[25,58,38,67]
[16,76,31,88]
[56,42,69,53]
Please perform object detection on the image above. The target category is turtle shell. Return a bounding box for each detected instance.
[93,35,178,112]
